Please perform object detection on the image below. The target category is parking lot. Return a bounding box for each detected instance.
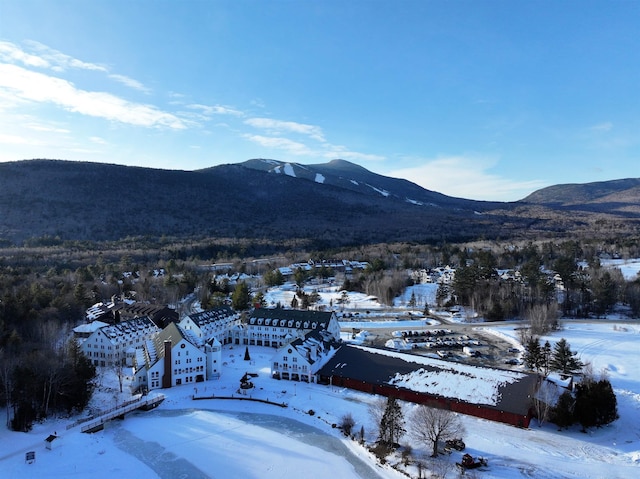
[343,321,524,370]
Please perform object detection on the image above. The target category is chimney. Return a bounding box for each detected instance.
[162,340,172,388]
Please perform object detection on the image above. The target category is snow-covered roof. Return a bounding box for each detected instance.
[73,320,109,334]
[318,344,538,415]
[185,306,237,327]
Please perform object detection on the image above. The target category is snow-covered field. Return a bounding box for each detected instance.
[2,282,640,478]
[601,258,640,281]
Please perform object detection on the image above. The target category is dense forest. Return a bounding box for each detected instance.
[1,235,639,430]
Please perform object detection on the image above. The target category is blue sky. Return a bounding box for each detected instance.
[0,0,638,201]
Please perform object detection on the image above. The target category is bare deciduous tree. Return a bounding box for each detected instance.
[0,349,15,428]
[533,379,557,426]
[339,412,356,436]
[368,396,387,438]
[410,405,465,457]
[525,302,559,335]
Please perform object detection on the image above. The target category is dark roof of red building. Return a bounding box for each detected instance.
[318,344,538,417]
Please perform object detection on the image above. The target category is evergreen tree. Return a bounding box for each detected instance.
[486,301,505,321]
[550,338,583,375]
[452,263,479,305]
[550,391,575,429]
[524,336,543,372]
[263,269,285,287]
[592,271,618,317]
[408,291,417,308]
[541,340,552,376]
[379,396,405,446]
[74,283,88,306]
[66,338,96,413]
[435,283,450,307]
[574,378,618,430]
[231,281,251,310]
[252,291,267,308]
[294,267,308,288]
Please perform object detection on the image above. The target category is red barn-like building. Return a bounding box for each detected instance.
[318,345,538,428]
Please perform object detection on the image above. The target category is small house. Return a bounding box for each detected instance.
[44,434,60,450]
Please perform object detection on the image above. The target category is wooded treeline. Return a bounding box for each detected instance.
[440,240,640,330]
[1,236,638,431]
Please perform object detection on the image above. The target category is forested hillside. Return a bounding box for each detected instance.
[1,159,639,247]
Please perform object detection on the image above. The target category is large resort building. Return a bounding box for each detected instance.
[243,308,341,348]
[74,303,539,427]
[74,305,341,391]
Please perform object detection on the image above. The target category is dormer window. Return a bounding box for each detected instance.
[288,320,294,327]
[295,321,301,328]
[303,322,309,329]
[265,319,271,326]
[312,322,317,329]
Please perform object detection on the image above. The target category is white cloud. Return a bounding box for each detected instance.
[0,63,187,129]
[321,145,385,162]
[0,133,33,145]
[89,136,108,145]
[589,122,613,132]
[109,74,151,93]
[22,40,107,72]
[3,41,151,94]
[245,117,325,142]
[188,103,244,117]
[243,116,385,164]
[0,41,50,68]
[244,134,314,156]
[26,123,71,134]
[388,156,548,202]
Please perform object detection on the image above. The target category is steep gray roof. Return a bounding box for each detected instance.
[152,322,192,361]
[249,308,334,329]
[188,306,236,327]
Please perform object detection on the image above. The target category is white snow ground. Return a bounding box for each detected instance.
[2,285,639,478]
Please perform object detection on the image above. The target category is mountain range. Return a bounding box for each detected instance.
[0,158,638,247]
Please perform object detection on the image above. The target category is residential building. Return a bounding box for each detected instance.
[243,308,341,347]
[78,317,160,367]
[271,330,337,383]
[133,322,210,391]
[178,306,241,345]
